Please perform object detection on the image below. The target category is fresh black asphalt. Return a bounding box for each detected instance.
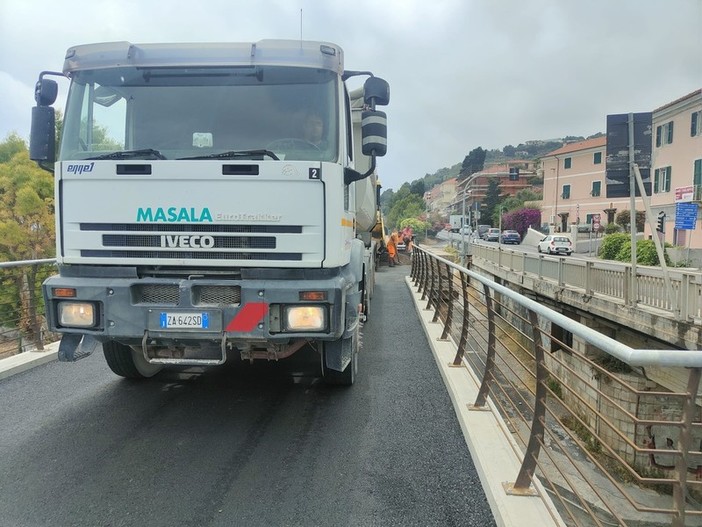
[0,263,495,527]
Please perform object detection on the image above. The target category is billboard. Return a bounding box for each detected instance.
[605,113,652,198]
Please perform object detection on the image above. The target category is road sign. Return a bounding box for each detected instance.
[675,202,698,230]
[675,186,694,202]
[592,213,601,231]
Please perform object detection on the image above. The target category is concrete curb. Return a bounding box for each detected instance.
[406,276,566,527]
[0,341,60,381]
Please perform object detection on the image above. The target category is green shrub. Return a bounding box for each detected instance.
[604,222,620,235]
[599,233,629,260]
[616,239,672,266]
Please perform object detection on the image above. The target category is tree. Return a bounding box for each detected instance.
[0,133,27,163]
[409,179,425,197]
[615,210,645,233]
[483,179,504,226]
[459,147,486,179]
[500,189,542,213]
[501,208,542,236]
[0,143,56,350]
[386,192,425,231]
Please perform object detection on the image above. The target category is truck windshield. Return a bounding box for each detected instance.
[59,66,339,162]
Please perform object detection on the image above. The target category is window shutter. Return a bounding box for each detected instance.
[694,159,702,187]
[656,125,662,147]
[665,167,671,193]
[667,122,674,144]
[693,112,699,137]
[654,168,660,193]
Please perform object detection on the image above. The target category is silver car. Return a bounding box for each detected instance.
[537,235,573,255]
[484,228,501,242]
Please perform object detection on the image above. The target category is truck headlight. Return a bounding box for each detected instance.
[58,301,97,328]
[284,305,326,331]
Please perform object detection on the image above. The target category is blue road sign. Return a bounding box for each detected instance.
[675,202,698,230]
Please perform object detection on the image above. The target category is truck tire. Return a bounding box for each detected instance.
[103,341,163,379]
[321,323,359,386]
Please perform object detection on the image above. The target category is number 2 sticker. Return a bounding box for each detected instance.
[309,168,321,179]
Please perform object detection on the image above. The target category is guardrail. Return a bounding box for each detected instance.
[411,245,702,527]
[471,244,702,321]
[0,259,58,359]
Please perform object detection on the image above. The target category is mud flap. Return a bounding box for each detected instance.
[58,334,100,362]
[324,301,361,373]
[323,333,354,372]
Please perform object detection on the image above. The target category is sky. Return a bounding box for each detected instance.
[1,0,701,191]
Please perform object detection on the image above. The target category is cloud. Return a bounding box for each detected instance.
[0,71,34,141]
[1,0,700,191]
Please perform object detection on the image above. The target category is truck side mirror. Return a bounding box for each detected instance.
[361,110,387,157]
[30,106,56,163]
[363,77,389,107]
[35,78,58,106]
[30,77,59,164]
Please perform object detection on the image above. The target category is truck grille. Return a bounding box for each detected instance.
[136,284,181,305]
[133,284,241,306]
[79,223,304,261]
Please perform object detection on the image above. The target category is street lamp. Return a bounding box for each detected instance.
[498,206,505,249]
[457,170,509,266]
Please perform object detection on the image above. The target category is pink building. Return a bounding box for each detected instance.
[648,89,702,248]
[539,137,635,233]
[426,177,457,217]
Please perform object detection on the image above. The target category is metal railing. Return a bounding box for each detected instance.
[472,244,702,321]
[411,245,702,527]
[0,259,58,359]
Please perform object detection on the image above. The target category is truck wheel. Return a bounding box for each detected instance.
[321,324,359,386]
[103,341,163,379]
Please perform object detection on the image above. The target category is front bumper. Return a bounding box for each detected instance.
[43,265,357,354]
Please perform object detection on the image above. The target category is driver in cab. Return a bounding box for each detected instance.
[302,112,324,147]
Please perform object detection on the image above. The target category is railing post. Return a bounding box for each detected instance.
[507,309,546,496]
[29,264,44,351]
[431,260,444,323]
[679,273,690,320]
[425,258,437,311]
[410,248,417,282]
[420,250,430,301]
[439,262,454,340]
[584,261,592,296]
[558,258,565,286]
[472,283,496,408]
[671,367,701,527]
[453,272,470,366]
[538,254,543,279]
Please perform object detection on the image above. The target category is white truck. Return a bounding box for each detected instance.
[30,40,389,385]
[449,215,468,232]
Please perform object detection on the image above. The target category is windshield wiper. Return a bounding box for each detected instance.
[177,149,279,161]
[85,149,167,160]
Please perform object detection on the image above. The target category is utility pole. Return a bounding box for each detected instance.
[628,113,638,305]
[461,186,467,267]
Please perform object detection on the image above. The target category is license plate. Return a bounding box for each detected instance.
[160,312,209,329]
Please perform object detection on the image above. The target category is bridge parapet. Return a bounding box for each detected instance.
[412,245,702,527]
[471,244,702,351]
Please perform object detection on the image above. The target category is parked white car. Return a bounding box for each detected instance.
[537,235,573,255]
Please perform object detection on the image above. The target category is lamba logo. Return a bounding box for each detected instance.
[160,235,215,249]
[66,162,95,174]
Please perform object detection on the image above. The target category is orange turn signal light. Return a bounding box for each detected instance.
[299,291,327,301]
[53,288,77,298]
